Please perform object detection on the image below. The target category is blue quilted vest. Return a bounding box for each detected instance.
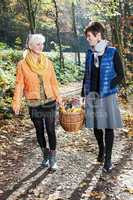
[84,47,118,97]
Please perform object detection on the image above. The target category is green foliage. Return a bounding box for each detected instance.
[88,0,120,21]
[0,60,16,97]
[0,49,18,119]
[0,66,13,119]
[15,37,22,50]
[1,49,22,63]
[60,60,83,83]
[7,49,22,63]
[54,60,83,84]
[48,42,83,84]
[0,42,8,50]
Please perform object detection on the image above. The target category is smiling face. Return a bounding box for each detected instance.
[28,34,45,55]
[86,31,101,47]
[31,42,44,54]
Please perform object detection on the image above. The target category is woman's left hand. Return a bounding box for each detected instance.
[58,97,64,107]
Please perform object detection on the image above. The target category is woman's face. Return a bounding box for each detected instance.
[86,31,101,47]
[31,42,44,54]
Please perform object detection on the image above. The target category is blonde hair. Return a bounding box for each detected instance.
[28,34,45,49]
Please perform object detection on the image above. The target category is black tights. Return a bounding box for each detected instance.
[29,101,56,150]
[94,128,114,161]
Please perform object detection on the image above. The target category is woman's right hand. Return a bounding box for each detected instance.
[13,106,20,115]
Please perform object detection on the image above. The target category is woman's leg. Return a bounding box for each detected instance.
[103,128,114,172]
[29,107,49,166]
[32,118,46,148]
[44,103,57,170]
[94,128,104,162]
[29,106,46,149]
[45,107,56,150]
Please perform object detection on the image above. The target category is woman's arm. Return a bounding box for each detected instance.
[50,60,62,103]
[110,50,125,89]
[12,62,24,114]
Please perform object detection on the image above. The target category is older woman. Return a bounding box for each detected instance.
[12,34,62,170]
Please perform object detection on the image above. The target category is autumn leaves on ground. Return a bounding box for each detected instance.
[0,82,133,200]
[0,0,133,199]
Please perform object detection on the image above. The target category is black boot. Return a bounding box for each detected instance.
[103,129,114,173]
[94,129,104,163]
[97,149,104,163]
[41,147,49,167]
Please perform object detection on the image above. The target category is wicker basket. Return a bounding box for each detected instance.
[59,109,85,132]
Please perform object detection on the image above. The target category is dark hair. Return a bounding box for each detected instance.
[85,22,105,39]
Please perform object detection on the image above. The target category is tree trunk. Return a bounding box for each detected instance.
[72,2,81,66]
[24,0,38,33]
[114,16,123,56]
[122,0,132,79]
[53,0,64,69]
[109,15,123,58]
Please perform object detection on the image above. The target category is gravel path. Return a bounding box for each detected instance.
[0,81,133,200]
[4,127,132,200]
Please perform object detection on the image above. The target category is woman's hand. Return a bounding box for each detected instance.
[57,97,64,107]
[13,106,20,116]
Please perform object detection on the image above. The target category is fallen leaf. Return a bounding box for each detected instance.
[122,128,129,133]
[80,181,87,188]
[128,129,133,137]
[48,191,63,200]
[125,188,133,194]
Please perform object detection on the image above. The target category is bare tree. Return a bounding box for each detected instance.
[71,2,81,66]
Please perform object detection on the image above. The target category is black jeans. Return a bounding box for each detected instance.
[29,101,56,150]
[94,128,114,162]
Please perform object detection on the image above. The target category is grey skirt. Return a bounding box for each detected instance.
[85,92,123,129]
